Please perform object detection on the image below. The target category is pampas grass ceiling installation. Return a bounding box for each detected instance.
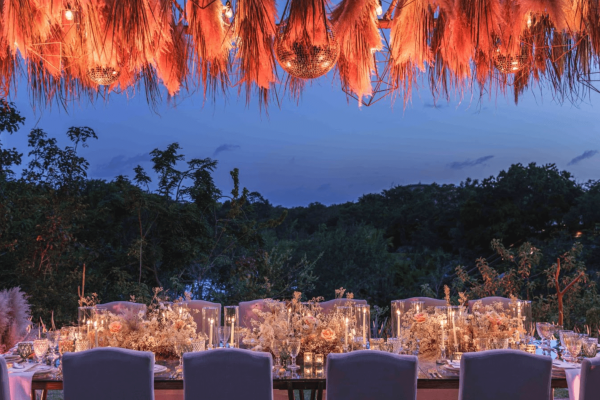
[0,0,599,107]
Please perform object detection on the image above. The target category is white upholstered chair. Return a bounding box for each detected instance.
[239,299,268,329]
[183,348,273,400]
[182,300,221,334]
[62,347,154,400]
[0,357,9,400]
[458,350,552,400]
[97,301,147,315]
[579,356,600,400]
[326,351,418,400]
[401,297,447,311]
[319,299,368,315]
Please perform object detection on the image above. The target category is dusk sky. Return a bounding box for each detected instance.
[4,77,600,207]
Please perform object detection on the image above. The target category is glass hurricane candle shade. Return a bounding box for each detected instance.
[336,306,352,347]
[391,300,404,338]
[354,304,370,347]
[315,354,324,368]
[202,307,219,349]
[304,352,313,367]
[78,306,95,332]
[447,306,464,350]
[410,301,424,314]
[224,306,239,348]
[518,300,533,338]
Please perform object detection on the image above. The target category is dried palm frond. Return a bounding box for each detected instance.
[186,0,232,97]
[233,0,278,104]
[332,0,383,103]
[0,287,31,353]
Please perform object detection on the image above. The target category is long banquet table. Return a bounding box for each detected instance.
[29,358,568,400]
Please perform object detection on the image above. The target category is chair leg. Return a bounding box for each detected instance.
[42,390,48,400]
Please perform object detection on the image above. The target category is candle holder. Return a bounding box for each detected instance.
[78,306,95,332]
[337,306,352,346]
[410,300,424,314]
[392,300,404,339]
[447,306,464,351]
[355,304,370,348]
[224,306,239,348]
[202,307,219,350]
[304,352,313,367]
[315,354,324,368]
[191,338,206,352]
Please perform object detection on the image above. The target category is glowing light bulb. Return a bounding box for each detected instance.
[512,66,519,71]
[376,4,383,15]
[224,7,233,18]
[511,61,519,65]
[65,10,74,21]
[527,17,532,27]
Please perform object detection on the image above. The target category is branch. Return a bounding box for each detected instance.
[559,271,585,296]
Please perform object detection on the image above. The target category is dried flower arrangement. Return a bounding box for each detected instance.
[99,288,198,359]
[0,287,31,353]
[243,289,355,357]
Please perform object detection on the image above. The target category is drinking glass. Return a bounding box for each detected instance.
[287,339,301,371]
[174,340,193,370]
[490,338,509,350]
[33,339,49,364]
[218,326,231,348]
[272,340,283,369]
[474,338,489,352]
[582,337,598,358]
[564,333,582,363]
[191,338,205,352]
[17,342,33,363]
[46,331,60,366]
[536,322,554,354]
[558,330,573,360]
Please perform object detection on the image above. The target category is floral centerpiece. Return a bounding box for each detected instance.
[243,289,354,358]
[100,289,198,359]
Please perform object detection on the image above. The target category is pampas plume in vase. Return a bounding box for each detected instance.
[0,287,31,353]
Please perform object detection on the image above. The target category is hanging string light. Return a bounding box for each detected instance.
[493,47,529,74]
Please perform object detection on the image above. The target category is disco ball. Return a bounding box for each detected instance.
[275,23,340,79]
[493,47,529,73]
[87,66,120,85]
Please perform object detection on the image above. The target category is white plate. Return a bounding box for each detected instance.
[153,365,168,374]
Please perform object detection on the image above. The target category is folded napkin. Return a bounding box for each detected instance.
[565,368,581,400]
[8,368,36,400]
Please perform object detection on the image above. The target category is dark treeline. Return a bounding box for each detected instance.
[1,101,599,328]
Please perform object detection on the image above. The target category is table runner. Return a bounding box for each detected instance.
[8,369,35,400]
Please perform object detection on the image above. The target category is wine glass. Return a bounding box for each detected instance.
[564,333,583,363]
[46,331,60,367]
[17,342,34,363]
[174,340,192,370]
[218,326,231,348]
[33,338,49,364]
[536,322,553,354]
[287,339,301,371]
[271,340,282,369]
[557,330,573,360]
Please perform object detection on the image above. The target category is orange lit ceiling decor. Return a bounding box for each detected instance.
[0,0,598,108]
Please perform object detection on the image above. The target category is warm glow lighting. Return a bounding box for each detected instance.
[527,17,532,27]
[376,5,383,15]
[65,10,74,21]
[575,231,583,238]
[224,1,233,18]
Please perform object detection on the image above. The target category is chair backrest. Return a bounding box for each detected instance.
[183,348,272,400]
[459,350,552,400]
[63,347,154,400]
[467,297,512,313]
[0,357,9,400]
[319,299,368,315]
[97,301,147,316]
[182,300,221,334]
[579,356,600,400]
[327,351,418,400]
[401,297,447,312]
[239,299,267,329]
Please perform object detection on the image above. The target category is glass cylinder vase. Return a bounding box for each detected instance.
[391,300,405,338]
[336,306,353,347]
[447,306,464,351]
[202,307,219,350]
[355,304,370,348]
[78,306,95,331]
[224,306,239,348]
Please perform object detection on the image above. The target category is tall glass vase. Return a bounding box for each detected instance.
[337,306,352,349]
[355,304,370,349]
[224,306,239,348]
[391,300,405,339]
[202,307,219,350]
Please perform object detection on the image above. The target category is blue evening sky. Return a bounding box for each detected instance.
[4,76,599,207]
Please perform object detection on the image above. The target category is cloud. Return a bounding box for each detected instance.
[213,144,240,156]
[96,153,152,176]
[448,155,494,170]
[567,150,598,166]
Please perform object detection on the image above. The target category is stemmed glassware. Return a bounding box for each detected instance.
[46,331,60,367]
[17,342,33,363]
[536,322,554,355]
[563,333,583,363]
[557,330,573,360]
[174,340,193,371]
[287,339,301,371]
[33,338,49,364]
[271,340,283,371]
[218,326,231,348]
